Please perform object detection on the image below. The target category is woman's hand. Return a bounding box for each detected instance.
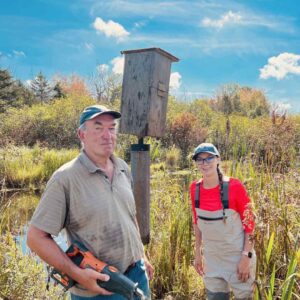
[237,255,251,282]
[194,251,204,276]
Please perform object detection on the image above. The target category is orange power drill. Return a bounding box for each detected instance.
[50,242,146,300]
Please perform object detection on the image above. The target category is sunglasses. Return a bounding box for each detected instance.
[195,156,216,165]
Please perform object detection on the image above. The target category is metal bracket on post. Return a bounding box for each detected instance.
[131,138,150,152]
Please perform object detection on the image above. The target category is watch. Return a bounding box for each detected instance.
[242,251,253,258]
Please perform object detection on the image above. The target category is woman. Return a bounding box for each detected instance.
[190,143,256,300]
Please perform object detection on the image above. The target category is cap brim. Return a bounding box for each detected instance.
[192,151,218,160]
[89,111,121,120]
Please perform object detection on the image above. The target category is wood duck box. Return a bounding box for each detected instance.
[120,48,179,138]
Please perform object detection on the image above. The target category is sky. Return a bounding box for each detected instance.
[1,0,300,113]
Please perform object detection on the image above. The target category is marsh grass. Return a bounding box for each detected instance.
[0,193,39,234]
[0,232,65,300]
[0,146,299,299]
[229,161,300,299]
[148,172,205,299]
[147,159,300,299]
[0,145,78,188]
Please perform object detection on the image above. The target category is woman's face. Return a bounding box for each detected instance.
[195,152,219,177]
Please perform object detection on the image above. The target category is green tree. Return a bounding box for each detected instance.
[0,69,19,112]
[212,83,241,115]
[14,80,36,106]
[30,72,54,103]
[239,87,270,118]
[53,82,66,99]
[211,83,270,118]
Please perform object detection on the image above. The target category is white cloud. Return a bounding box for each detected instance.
[169,72,181,90]
[111,56,124,74]
[93,17,129,41]
[97,64,109,73]
[201,11,242,29]
[259,52,300,80]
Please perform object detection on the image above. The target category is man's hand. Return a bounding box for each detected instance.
[27,225,112,295]
[194,252,204,276]
[144,256,154,280]
[237,255,251,282]
[75,268,113,295]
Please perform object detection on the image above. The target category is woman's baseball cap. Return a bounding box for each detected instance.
[79,105,121,126]
[192,143,220,160]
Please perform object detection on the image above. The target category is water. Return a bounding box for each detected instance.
[16,226,68,254]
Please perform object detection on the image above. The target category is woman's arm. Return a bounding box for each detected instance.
[193,224,204,276]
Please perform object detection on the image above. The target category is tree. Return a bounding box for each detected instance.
[90,66,122,105]
[55,74,90,98]
[213,83,241,116]
[167,112,208,166]
[53,82,66,99]
[211,83,270,118]
[30,72,54,103]
[0,69,18,112]
[239,87,270,118]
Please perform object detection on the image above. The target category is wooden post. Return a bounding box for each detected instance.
[119,48,179,244]
[130,139,150,244]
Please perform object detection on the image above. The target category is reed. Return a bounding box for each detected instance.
[0,146,299,299]
[0,145,78,189]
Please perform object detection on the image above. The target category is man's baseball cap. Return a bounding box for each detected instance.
[79,105,121,126]
[192,143,220,160]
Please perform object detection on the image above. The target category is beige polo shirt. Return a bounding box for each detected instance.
[30,151,144,296]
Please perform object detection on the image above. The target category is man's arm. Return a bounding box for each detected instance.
[26,224,112,295]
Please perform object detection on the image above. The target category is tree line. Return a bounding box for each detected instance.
[0,68,298,173]
[0,68,122,113]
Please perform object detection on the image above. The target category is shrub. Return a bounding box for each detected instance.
[167,112,208,167]
[249,117,297,172]
[0,233,65,299]
[0,95,95,148]
[165,145,181,170]
[0,145,78,188]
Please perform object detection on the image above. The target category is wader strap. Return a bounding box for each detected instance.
[198,216,224,221]
[195,182,200,208]
[195,180,229,220]
[222,181,229,209]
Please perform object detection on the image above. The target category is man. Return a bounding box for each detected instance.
[27,105,153,299]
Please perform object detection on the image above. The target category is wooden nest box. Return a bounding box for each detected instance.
[120,48,179,138]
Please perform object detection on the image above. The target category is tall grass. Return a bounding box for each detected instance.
[0,232,65,300]
[0,193,39,234]
[229,160,300,298]
[148,172,205,299]
[147,159,300,299]
[0,146,299,299]
[0,145,78,188]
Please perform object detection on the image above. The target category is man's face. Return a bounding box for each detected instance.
[79,114,117,159]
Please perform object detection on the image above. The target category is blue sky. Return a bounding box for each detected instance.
[1,0,300,112]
